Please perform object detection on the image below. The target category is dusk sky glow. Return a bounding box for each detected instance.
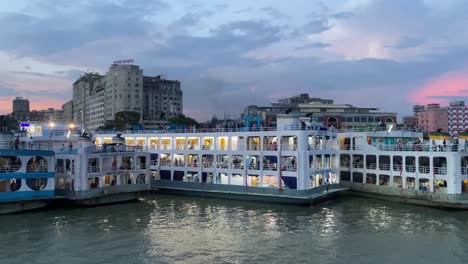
[0,0,467,120]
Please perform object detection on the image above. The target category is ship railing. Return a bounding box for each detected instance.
[336,127,421,133]
[376,143,465,152]
[175,144,186,150]
[263,144,278,151]
[247,164,260,170]
[263,164,277,170]
[0,165,21,173]
[339,161,350,168]
[202,162,215,168]
[418,166,430,174]
[26,165,48,172]
[216,163,229,169]
[405,165,416,173]
[281,144,297,151]
[150,160,158,166]
[393,164,403,171]
[378,164,391,171]
[173,162,186,167]
[281,164,297,172]
[434,167,447,175]
[187,163,199,168]
[340,144,351,150]
[0,141,53,150]
[85,145,148,154]
[246,144,261,151]
[352,162,364,168]
[160,160,172,166]
[367,163,377,170]
[461,167,468,175]
[87,166,100,173]
[231,163,244,169]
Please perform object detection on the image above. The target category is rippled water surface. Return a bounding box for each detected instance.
[1,195,468,264]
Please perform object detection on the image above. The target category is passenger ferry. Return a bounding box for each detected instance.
[96,115,345,204]
[0,139,55,214]
[15,122,151,207]
[337,128,468,208]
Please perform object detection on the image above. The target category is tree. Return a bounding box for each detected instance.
[114,111,141,130]
[168,114,199,127]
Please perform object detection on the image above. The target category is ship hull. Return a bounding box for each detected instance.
[152,180,346,205]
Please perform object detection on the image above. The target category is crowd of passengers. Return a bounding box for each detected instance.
[392,139,465,152]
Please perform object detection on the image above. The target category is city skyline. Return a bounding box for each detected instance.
[0,0,468,120]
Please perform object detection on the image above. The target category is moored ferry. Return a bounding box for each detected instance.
[96,115,346,204]
[0,141,55,214]
[16,122,152,207]
[337,128,468,208]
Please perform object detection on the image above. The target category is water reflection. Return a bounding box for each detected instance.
[1,195,468,264]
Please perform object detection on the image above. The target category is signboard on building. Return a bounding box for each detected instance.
[113,59,134,64]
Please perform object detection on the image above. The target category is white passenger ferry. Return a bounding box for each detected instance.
[337,128,468,208]
[96,115,345,204]
[16,123,151,207]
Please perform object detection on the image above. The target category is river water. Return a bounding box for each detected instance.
[2,132,468,264]
[1,195,468,264]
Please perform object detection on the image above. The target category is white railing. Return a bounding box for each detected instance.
[340,161,350,168]
[418,166,430,174]
[461,167,468,175]
[26,165,48,172]
[352,162,364,168]
[367,163,377,170]
[246,144,261,151]
[378,164,391,171]
[160,160,172,166]
[405,165,416,173]
[203,162,215,168]
[173,161,185,167]
[434,167,447,175]
[263,164,277,171]
[231,163,244,169]
[87,166,100,173]
[264,144,278,151]
[0,165,21,173]
[247,163,261,170]
[216,162,229,169]
[281,144,297,151]
[393,164,403,171]
[281,164,297,172]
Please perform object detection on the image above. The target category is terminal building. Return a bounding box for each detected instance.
[243,94,397,128]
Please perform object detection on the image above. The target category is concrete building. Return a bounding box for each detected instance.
[142,75,183,128]
[103,63,143,126]
[70,62,183,131]
[402,116,417,127]
[12,97,30,113]
[415,104,448,133]
[62,100,74,124]
[243,94,397,128]
[448,101,468,138]
[72,73,105,128]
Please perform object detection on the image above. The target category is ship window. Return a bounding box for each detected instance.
[418,157,430,173]
[366,173,377,184]
[0,179,22,192]
[393,156,403,171]
[26,178,48,190]
[379,174,390,186]
[231,173,244,186]
[405,157,416,172]
[340,171,351,182]
[262,175,277,188]
[406,177,416,189]
[26,156,48,172]
[378,155,390,170]
[352,172,363,183]
[216,173,228,184]
[160,170,171,180]
[0,156,22,173]
[433,157,447,175]
[434,179,447,193]
[418,178,430,191]
[366,155,377,169]
[393,176,402,187]
[352,155,364,168]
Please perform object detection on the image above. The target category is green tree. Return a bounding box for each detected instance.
[114,111,141,130]
[168,114,199,127]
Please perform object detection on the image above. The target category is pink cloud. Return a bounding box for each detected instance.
[408,69,468,105]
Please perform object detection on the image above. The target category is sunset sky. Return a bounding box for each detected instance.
[0,0,467,120]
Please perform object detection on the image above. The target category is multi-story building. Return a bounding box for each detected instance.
[103,63,143,125]
[70,62,183,131]
[12,97,30,113]
[72,73,105,128]
[62,100,74,124]
[415,104,448,133]
[402,116,417,127]
[243,94,397,128]
[142,75,183,128]
[448,101,468,138]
